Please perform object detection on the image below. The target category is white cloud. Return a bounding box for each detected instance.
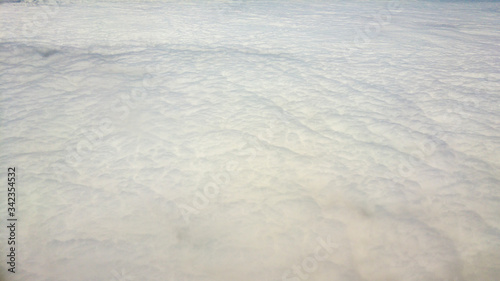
[1,0,499,280]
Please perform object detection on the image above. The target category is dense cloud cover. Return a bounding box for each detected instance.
[1,1,499,281]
